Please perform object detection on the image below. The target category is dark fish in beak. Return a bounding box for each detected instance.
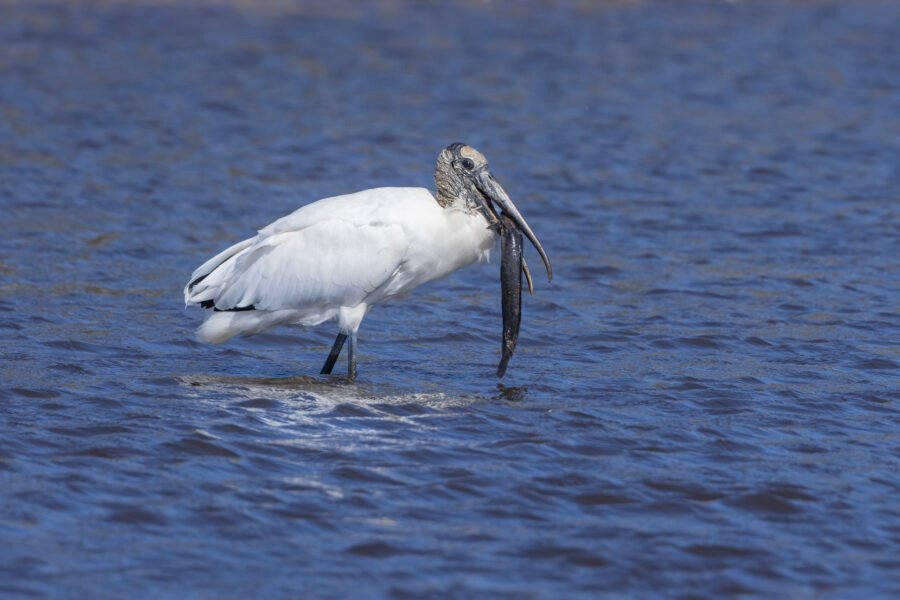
[466,162,550,377]
[497,213,524,378]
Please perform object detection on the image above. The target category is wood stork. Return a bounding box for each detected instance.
[184,143,551,379]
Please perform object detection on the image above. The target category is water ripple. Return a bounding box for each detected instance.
[2,0,899,598]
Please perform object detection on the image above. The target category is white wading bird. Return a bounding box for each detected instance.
[184,143,551,379]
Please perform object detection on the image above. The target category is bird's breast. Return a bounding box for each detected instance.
[381,209,495,298]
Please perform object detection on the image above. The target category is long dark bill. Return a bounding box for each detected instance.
[475,169,552,283]
[497,214,523,378]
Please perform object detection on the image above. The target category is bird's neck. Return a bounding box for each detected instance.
[435,188,455,208]
[435,185,481,215]
[434,170,472,209]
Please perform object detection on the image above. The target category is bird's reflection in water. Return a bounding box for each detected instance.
[495,384,528,402]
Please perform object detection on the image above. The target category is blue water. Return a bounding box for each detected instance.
[2,0,899,597]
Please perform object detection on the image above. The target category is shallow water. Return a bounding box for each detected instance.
[2,0,899,597]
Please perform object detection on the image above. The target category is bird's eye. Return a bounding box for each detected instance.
[460,158,475,170]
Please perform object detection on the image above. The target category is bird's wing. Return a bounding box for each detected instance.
[185,187,438,311]
[207,218,410,312]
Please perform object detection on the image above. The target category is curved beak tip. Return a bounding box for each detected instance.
[476,169,552,285]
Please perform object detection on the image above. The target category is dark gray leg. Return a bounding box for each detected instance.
[320,333,347,375]
[347,331,358,380]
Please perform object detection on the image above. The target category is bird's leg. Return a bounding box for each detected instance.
[347,330,358,380]
[320,332,347,375]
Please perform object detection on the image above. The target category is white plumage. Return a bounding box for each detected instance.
[184,187,494,344]
[184,143,550,378]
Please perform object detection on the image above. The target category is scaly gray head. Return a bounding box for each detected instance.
[434,142,552,282]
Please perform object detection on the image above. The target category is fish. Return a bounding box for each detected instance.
[497,213,524,378]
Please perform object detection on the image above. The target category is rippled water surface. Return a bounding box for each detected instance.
[2,0,899,597]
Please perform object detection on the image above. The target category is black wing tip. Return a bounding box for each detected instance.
[188,274,209,294]
[215,304,256,312]
[199,299,256,312]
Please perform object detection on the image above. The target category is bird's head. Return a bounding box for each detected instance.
[435,142,552,282]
